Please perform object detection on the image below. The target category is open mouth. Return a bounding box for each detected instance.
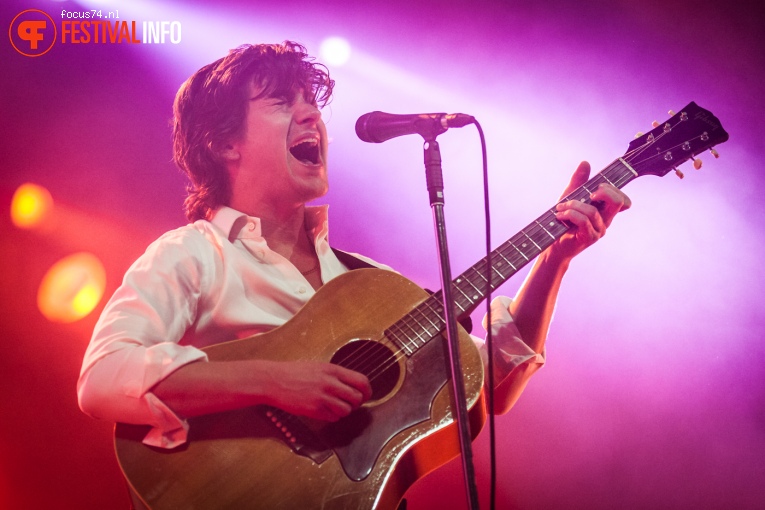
[289,139,321,165]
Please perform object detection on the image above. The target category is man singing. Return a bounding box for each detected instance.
[78,41,630,508]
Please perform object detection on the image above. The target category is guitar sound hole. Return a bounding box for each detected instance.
[331,340,400,402]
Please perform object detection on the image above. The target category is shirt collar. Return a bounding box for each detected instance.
[210,205,330,243]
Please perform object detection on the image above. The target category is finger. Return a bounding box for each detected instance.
[556,198,607,235]
[590,185,632,227]
[328,381,367,408]
[592,184,632,212]
[559,161,591,199]
[316,398,354,422]
[556,199,605,227]
[555,206,602,239]
[332,366,373,402]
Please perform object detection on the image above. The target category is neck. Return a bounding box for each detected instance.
[248,203,318,267]
[229,194,307,243]
[259,204,309,248]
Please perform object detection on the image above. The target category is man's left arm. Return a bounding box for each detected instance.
[490,161,632,414]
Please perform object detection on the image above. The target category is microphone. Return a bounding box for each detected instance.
[355,111,475,143]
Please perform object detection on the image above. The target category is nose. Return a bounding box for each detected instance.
[293,95,322,125]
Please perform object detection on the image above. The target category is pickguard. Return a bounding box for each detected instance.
[324,335,449,481]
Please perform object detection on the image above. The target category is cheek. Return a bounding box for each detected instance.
[240,132,283,163]
[319,123,329,157]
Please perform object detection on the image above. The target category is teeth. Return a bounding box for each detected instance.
[289,138,320,165]
[290,137,318,149]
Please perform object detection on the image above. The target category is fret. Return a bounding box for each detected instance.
[406,313,433,344]
[496,251,516,271]
[617,157,638,177]
[452,279,476,307]
[420,299,445,329]
[386,326,415,355]
[610,171,629,187]
[465,270,487,290]
[452,295,468,313]
[418,300,444,332]
[521,230,542,251]
[510,240,530,261]
[399,315,428,347]
[534,219,556,240]
[394,323,420,353]
[572,188,589,202]
[464,268,488,300]
[469,267,489,283]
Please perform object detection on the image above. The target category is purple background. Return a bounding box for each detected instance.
[2,0,763,508]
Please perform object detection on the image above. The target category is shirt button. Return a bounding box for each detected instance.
[247,223,255,231]
[297,286,307,294]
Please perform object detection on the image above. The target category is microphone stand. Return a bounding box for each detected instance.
[422,134,480,510]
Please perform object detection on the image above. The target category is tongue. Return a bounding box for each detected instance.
[289,142,317,165]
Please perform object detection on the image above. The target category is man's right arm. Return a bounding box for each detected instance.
[78,228,370,447]
[150,358,371,423]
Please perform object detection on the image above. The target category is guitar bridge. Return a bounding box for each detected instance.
[262,407,333,464]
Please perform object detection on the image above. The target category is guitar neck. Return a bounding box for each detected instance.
[445,157,639,316]
[385,158,639,356]
[385,101,728,356]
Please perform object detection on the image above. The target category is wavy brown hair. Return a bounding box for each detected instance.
[172,41,334,222]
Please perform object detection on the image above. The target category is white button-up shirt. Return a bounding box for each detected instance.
[78,205,543,448]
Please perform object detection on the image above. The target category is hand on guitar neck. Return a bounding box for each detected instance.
[491,161,631,413]
[551,160,632,262]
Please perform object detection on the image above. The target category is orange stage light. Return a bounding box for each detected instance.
[11,183,53,229]
[37,252,106,323]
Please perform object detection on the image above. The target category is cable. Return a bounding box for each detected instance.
[473,119,496,510]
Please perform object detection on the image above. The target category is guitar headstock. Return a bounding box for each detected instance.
[625,102,729,178]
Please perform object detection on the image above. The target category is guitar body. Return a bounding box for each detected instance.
[115,268,486,510]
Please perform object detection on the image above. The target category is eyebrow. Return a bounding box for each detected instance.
[248,93,319,108]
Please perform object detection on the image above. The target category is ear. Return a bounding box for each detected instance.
[221,144,240,161]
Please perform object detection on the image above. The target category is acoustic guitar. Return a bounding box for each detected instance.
[115,102,728,509]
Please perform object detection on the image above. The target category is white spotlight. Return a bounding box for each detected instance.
[320,37,351,67]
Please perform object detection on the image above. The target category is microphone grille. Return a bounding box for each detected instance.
[355,111,382,143]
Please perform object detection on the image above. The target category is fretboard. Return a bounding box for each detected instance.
[385,157,639,356]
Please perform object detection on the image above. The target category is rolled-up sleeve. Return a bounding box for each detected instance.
[475,295,545,390]
[77,230,211,447]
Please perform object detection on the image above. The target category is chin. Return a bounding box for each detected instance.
[298,179,328,202]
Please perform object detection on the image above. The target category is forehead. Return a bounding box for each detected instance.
[247,78,316,103]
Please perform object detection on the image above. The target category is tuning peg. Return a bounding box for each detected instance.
[710,148,720,158]
[635,131,644,138]
[668,109,676,116]
[651,120,660,128]
[674,168,685,179]
[692,157,703,170]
